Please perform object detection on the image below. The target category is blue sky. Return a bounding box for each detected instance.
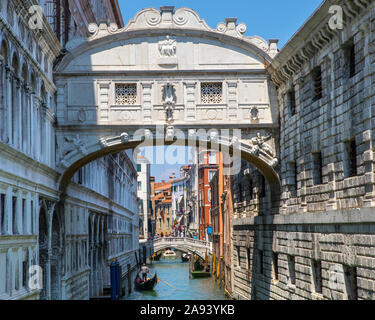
[120,1,323,181]
[117,0,323,48]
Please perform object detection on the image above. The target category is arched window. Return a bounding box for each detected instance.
[11,53,19,147]
[0,40,9,143]
[21,64,28,152]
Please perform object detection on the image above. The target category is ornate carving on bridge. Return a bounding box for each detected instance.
[158,36,178,66]
[250,133,275,158]
[59,135,88,168]
[83,8,273,58]
[165,126,175,142]
[162,83,177,123]
[159,36,176,57]
[120,132,130,143]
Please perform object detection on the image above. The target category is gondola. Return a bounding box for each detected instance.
[134,272,158,291]
[152,252,162,261]
[181,253,190,262]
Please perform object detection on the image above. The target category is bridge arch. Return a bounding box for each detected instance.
[154,245,206,261]
[57,130,280,210]
[153,237,212,260]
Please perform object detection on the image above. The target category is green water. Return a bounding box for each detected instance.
[125,257,228,300]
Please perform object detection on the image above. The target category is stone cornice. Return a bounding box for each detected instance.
[57,7,277,70]
[267,0,374,87]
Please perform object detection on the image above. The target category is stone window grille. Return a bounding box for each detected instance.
[273,252,279,281]
[259,174,266,198]
[343,265,358,300]
[344,40,356,79]
[288,89,296,116]
[0,193,4,235]
[311,260,322,294]
[201,82,222,104]
[237,246,241,266]
[288,255,296,285]
[288,161,298,198]
[344,139,358,178]
[248,178,253,200]
[312,66,322,101]
[258,250,264,275]
[247,247,251,270]
[312,152,323,185]
[115,83,137,105]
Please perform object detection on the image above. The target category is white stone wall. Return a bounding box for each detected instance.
[0,0,140,300]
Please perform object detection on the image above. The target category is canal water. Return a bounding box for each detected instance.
[125,255,228,300]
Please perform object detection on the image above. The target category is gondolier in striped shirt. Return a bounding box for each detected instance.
[141,263,150,281]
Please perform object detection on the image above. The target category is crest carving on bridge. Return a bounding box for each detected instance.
[79,7,273,57]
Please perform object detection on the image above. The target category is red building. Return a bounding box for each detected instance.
[198,149,219,240]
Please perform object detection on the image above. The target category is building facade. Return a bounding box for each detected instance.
[0,0,140,300]
[184,150,200,238]
[198,149,219,240]
[171,177,187,236]
[231,0,375,300]
[154,180,173,237]
[136,155,152,239]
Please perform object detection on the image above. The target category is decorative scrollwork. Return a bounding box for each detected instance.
[216,23,227,33]
[108,23,118,33]
[236,23,247,34]
[145,10,162,26]
[88,23,99,35]
[173,9,189,25]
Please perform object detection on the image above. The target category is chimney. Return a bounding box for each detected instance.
[160,6,175,24]
[268,39,279,58]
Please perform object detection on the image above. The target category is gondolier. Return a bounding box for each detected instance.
[141,263,150,281]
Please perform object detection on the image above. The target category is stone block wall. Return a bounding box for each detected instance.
[232,0,375,300]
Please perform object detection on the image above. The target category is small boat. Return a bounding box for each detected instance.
[163,249,177,258]
[152,252,162,261]
[181,253,190,262]
[135,272,158,291]
[191,270,211,278]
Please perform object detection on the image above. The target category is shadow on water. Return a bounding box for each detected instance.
[125,256,228,300]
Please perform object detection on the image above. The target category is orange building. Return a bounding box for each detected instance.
[209,152,224,276]
[153,180,173,237]
[198,149,219,240]
[210,153,233,292]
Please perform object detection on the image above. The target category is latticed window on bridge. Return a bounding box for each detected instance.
[201,83,222,104]
[115,84,137,105]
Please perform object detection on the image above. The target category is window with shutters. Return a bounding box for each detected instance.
[115,84,137,105]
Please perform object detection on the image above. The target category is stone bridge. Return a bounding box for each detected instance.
[54,6,282,212]
[153,237,212,259]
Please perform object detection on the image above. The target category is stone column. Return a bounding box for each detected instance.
[14,190,22,235]
[98,81,110,124]
[184,81,196,121]
[5,68,12,145]
[227,81,238,121]
[25,193,32,235]
[0,58,4,143]
[46,200,56,300]
[16,76,22,150]
[141,82,153,123]
[3,187,12,235]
